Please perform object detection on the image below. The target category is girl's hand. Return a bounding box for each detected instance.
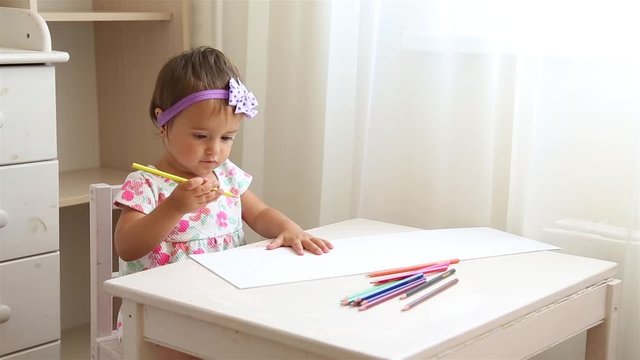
[266,230,334,255]
[166,177,222,214]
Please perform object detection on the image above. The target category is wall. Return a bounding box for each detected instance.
[192,1,333,233]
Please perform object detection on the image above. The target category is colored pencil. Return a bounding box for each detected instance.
[366,258,459,277]
[369,263,450,285]
[356,273,424,304]
[359,277,426,311]
[361,276,425,305]
[132,162,237,197]
[340,278,405,305]
[399,268,456,299]
[401,278,459,312]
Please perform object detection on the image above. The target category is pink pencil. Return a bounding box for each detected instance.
[359,278,426,311]
[370,263,450,285]
[367,258,459,277]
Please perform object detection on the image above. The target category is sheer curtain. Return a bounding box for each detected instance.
[352,2,638,358]
[192,1,638,358]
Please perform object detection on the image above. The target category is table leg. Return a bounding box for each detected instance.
[585,279,621,360]
[121,299,155,360]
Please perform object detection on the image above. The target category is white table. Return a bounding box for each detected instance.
[104,218,620,359]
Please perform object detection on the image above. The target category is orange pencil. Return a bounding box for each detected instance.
[366,258,459,277]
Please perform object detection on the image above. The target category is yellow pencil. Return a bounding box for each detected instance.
[132,162,237,197]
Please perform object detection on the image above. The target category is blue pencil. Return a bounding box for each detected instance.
[360,275,426,306]
[356,273,425,303]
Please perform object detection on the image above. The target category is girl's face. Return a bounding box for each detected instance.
[159,100,242,179]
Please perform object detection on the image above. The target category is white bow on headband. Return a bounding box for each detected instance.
[228,78,259,118]
[156,78,259,126]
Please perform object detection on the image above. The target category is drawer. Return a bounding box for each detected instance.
[0,161,59,262]
[0,253,60,356]
[0,341,59,360]
[0,66,57,165]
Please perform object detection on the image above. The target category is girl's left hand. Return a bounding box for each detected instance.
[266,230,333,255]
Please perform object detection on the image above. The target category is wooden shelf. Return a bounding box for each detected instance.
[40,11,171,22]
[59,167,128,207]
[0,46,69,64]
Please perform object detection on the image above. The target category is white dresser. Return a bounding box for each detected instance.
[0,6,68,359]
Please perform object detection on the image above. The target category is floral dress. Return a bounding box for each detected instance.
[113,159,252,338]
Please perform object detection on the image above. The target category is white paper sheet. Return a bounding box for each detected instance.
[190,227,560,288]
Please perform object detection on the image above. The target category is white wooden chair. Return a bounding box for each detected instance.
[89,183,124,360]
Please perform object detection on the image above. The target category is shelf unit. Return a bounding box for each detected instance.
[0,0,190,208]
[18,0,171,22]
[1,1,190,358]
[0,6,68,358]
[41,11,171,22]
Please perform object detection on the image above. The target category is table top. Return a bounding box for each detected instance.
[104,218,617,359]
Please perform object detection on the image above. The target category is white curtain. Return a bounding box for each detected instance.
[192,1,638,358]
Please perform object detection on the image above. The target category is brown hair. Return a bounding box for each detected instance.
[149,46,242,126]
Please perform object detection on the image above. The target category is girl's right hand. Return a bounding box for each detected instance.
[166,177,222,214]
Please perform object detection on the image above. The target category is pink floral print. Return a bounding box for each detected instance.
[149,247,171,266]
[177,219,189,232]
[189,207,211,222]
[121,179,144,201]
[216,211,228,228]
[114,160,251,277]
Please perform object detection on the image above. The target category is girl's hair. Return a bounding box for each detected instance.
[149,46,242,126]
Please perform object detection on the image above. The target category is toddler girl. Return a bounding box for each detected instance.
[113,46,333,359]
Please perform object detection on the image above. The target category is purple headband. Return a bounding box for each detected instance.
[156,78,258,126]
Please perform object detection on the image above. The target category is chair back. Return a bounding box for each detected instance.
[89,183,122,360]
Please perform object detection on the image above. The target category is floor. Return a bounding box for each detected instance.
[61,323,90,360]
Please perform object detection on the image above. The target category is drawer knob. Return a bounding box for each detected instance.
[0,305,11,323]
[0,210,9,229]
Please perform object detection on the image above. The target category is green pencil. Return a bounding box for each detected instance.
[340,278,405,305]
